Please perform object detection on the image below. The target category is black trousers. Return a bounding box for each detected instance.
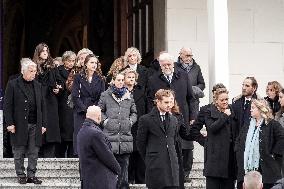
[55,141,74,158]
[115,153,130,189]
[12,124,39,178]
[206,176,235,189]
[182,149,193,177]
[128,151,145,184]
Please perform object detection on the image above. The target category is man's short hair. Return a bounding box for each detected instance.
[154,89,175,102]
[21,58,37,74]
[243,171,263,189]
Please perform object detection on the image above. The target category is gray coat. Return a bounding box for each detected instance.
[98,88,137,154]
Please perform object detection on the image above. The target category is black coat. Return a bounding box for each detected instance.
[72,73,105,155]
[37,67,63,143]
[57,65,74,141]
[136,107,179,188]
[191,104,237,178]
[3,76,46,146]
[77,118,121,189]
[235,119,284,183]
[131,84,147,151]
[147,67,194,149]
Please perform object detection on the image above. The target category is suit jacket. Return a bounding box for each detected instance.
[77,118,121,189]
[3,76,46,146]
[136,107,179,188]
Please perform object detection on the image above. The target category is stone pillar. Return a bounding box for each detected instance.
[153,0,166,57]
[207,0,229,100]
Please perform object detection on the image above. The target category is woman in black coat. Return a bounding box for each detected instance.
[235,99,284,189]
[190,88,237,189]
[72,54,105,156]
[123,68,147,184]
[33,43,63,158]
[56,51,76,158]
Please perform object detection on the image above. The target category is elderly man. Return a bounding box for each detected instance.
[176,47,205,181]
[77,105,121,189]
[243,171,263,189]
[4,58,46,184]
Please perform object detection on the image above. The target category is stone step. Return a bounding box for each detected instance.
[0,182,205,189]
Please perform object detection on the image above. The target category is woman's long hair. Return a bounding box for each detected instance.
[82,54,104,80]
[32,43,54,74]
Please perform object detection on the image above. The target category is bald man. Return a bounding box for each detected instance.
[175,47,205,182]
[243,171,263,189]
[77,105,121,189]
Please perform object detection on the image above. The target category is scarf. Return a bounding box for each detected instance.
[111,85,127,99]
[244,118,263,173]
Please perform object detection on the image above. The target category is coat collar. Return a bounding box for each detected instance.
[79,73,101,95]
[149,107,172,133]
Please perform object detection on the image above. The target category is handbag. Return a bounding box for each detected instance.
[67,83,81,108]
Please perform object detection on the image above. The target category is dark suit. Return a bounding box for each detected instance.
[77,118,121,189]
[137,107,179,189]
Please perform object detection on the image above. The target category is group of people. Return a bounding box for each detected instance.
[2,42,284,189]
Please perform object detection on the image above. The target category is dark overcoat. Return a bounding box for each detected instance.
[3,76,46,146]
[72,73,105,155]
[77,118,121,189]
[131,84,147,151]
[147,67,194,149]
[57,65,73,141]
[235,119,284,184]
[136,107,179,189]
[191,104,237,178]
[37,67,63,143]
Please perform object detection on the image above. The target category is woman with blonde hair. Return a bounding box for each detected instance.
[265,81,282,116]
[235,99,284,189]
[106,56,125,85]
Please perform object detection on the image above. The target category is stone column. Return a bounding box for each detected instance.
[207,0,229,100]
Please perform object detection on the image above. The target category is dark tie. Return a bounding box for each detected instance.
[161,115,165,122]
[166,76,171,83]
[244,100,251,110]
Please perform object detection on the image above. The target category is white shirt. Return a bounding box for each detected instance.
[129,64,137,71]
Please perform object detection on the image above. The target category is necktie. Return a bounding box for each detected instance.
[244,100,251,110]
[161,115,165,122]
[166,76,171,83]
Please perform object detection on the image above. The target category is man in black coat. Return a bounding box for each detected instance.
[175,47,205,181]
[232,77,260,189]
[137,89,179,189]
[3,58,46,184]
[77,105,121,189]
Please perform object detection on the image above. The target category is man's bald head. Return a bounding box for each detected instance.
[86,105,102,124]
[179,47,193,64]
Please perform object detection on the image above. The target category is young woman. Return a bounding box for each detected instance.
[265,81,282,116]
[235,99,284,189]
[72,54,105,156]
[98,72,137,189]
[33,43,63,157]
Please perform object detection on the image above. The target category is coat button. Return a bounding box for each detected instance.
[166,145,169,148]
[24,100,27,103]
[24,116,27,120]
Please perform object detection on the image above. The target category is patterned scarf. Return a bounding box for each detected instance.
[111,85,127,99]
[244,118,263,173]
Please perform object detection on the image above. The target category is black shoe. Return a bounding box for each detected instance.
[18,177,27,184]
[27,177,42,184]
